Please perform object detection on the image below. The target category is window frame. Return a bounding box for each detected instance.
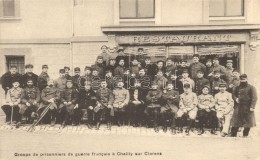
[119,0,155,20]
[0,0,20,20]
[209,0,245,18]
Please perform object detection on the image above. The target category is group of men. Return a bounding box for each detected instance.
[0,45,257,137]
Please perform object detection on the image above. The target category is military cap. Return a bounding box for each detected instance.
[101,45,108,49]
[10,65,17,69]
[183,83,191,88]
[42,65,48,69]
[74,67,80,72]
[66,80,73,83]
[137,47,144,51]
[240,74,247,80]
[226,59,233,63]
[97,56,103,60]
[219,82,227,87]
[214,70,221,74]
[117,47,124,52]
[64,66,70,70]
[206,59,212,62]
[25,64,33,68]
[84,66,92,71]
[26,78,34,82]
[182,69,189,74]
[193,54,200,58]
[157,60,164,64]
[59,69,65,73]
[144,56,151,60]
[202,85,210,90]
[197,70,204,74]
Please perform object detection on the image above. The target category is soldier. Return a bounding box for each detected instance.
[194,70,210,95]
[153,70,168,91]
[189,54,206,79]
[135,47,146,67]
[155,60,166,74]
[176,60,189,77]
[79,66,92,88]
[106,57,116,74]
[59,80,78,127]
[54,69,67,92]
[208,56,226,78]
[114,58,126,77]
[91,68,101,92]
[145,82,163,132]
[205,59,214,79]
[144,57,156,80]
[227,70,240,93]
[64,66,72,80]
[78,82,97,129]
[71,67,81,90]
[230,74,258,137]
[214,83,234,137]
[176,83,198,135]
[197,85,217,135]
[130,58,140,76]
[39,79,60,126]
[165,58,176,79]
[1,79,23,125]
[20,79,40,124]
[98,45,110,66]
[91,56,106,78]
[95,80,114,130]
[211,70,226,96]
[38,65,50,92]
[161,83,180,134]
[1,66,22,94]
[177,70,195,94]
[112,80,130,126]
[21,64,38,88]
[105,70,115,90]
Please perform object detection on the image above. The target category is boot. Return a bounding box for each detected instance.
[51,120,55,126]
[163,126,167,133]
[86,123,92,129]
[198,128,205,135]
[171,128,176,135]
[61,121,66,128]
[211,129,217,135]
[154,126,159,133]
[96,122,101,130]
[185,129,190,136]
[107,122,111,130]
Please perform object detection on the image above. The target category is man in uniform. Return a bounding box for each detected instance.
[112,80,130,126]
[38,65,50,92]
[39,79,60,126]
[71,67,81,90]
[1,66,22,94]
[205,59,213,78]
[225,60,234,84]
[1,79,23,125]
[165,58,176,79]
[214,82,234,137]
[59,80,78,127]
[230,74,258,137]
[194,70,210,95]
[211,70,226,96]
[227,70,240,93]
[20,79,40,124]
[95,80,114,130]
[54,69,67,92]
[145,82,163,132]
[64,66,72,80]
[91,56,106,78]
[114,58,126,78]
[189,54,206,79]
[106,57,117,74]
[21,64,38,88]
[208,56,226,78]
[176,83,198,135]
[98,45,110,66]
[79,66,92,88]
[135,47,146,67]
[161,83,180,134]
[176,60,189,77]
[177,70,195,94]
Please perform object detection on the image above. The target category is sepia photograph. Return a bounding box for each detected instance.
[0,0,260,160]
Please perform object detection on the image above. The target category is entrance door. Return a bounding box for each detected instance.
[6,56,25,74]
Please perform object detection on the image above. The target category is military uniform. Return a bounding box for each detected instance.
[161,89,180,130]
[71,74,81,90]
[21,72,38,88]
[1,72,22,94]
[214,90,234,134]
[2,87,23,123]
[20,86,40,122]
[189,62,206,79]
[178,77,195,94]
[211,78,226,95]
[153,76,168,91]
[38,72,49,91]
[91,63,106,78]
[195,77,210,95]
[54,77,67,91]
[114,65,126,77]
[59,87,78,125]
[39,86,60,124]
[165,64,176,79]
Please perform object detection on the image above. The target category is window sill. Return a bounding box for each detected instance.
[209,16,245,21]
[0,17,21,21]
[120,18,155,22]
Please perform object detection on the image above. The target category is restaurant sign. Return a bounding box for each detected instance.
[116,33,247,44]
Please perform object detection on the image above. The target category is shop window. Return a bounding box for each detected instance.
[120,0,155,19]
[209,0,244,17]
[0,0,20,18]
[6,56,25,74]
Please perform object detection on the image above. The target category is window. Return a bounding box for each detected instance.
[120,0,155,19]
[0,0,20,18]
[6,56,25,74]
[209,0,244,17]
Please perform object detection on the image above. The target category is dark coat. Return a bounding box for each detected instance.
[78,89,97,109]
[38,72,50,91]
[195,77,210,95]
[21,72,38,88]
[231,83,258,128]
[1,72,22,93]
[60,87,78,104]
[71,75,81,90]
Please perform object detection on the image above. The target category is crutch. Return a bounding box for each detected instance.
[27,104,51,132]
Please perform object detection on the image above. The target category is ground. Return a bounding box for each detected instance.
[1,86,260,160]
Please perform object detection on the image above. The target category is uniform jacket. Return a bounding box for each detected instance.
[198,94,215,110]
[41,86,60,104]
[96,88,114,106]
[178,77,195,93]
[212,64,226,75]
[38,72,49,91]
[195,77,210,95]
[91,63,106,78]
[1,72,22,93]
[114,65,126,77]
[71,75,81,90]
[112,87,130,108]
[54,77,67,91]
[176,65,189,76]
[21,72,38,88]
[146,89,163,108]
[161,90,179,112]
[179,91,198,111]
[60,87,78,104]
[232,83,257,127]
[21,86,40,104]
[214,91,234,114]
[225,67,234,84]
[211,78,226,95]
[189,62,206,79]
[144,64,156,80]
[65,74,72,80]
[78,89,97,108]
[5,87,23,105]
